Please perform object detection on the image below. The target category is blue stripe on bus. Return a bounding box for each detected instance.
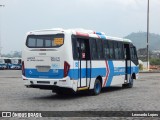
[25,69,64,79]
[70,68,106,80]
[24,66,139,80]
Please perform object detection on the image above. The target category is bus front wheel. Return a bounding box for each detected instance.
[122,77,133,88]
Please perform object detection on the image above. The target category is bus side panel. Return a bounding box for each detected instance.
[130,61,139,79]
[89,61,106,89]
[89,60,126,89]
[109,60,126,86]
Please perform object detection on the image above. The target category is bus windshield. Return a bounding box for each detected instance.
[0,59,4,64]
[26,34,64,48]
[11,59,19,64]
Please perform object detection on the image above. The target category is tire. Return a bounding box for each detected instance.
[122,77,133,88]
[55,90,65,95]
[91,79,102,95]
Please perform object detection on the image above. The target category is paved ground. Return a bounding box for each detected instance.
[0,70,160,119]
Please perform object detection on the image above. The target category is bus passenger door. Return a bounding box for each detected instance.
[77,38,91,89]
[124,44,131,83]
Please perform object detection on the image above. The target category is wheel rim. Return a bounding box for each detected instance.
[95,82,100,94]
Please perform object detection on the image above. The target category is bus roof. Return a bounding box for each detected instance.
[27,28,132,43]
[0,57,21,60]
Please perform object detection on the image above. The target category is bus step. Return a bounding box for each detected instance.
[77,87,89,91]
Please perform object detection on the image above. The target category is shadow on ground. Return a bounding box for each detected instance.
[30,86,126,100]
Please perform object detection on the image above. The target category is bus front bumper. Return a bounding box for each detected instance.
[22,76,78,92]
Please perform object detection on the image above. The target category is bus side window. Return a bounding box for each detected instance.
[90,38,98,60]
[108,41,115,59]
[80,41,86,59]
[124,44,131,60]
[103,40,110,60]
[114,42,119,60]
[134,47,138,60]
[131,47,138,60]
[72,37,79,60]
[131,48,134,59]
[96,39,104,60]
[124,48,127,59]
[118,42,124,59]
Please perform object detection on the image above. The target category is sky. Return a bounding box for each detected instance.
[0,0,159,54]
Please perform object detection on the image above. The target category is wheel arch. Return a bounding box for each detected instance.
[132,73,136,79]
[96,75,103,87]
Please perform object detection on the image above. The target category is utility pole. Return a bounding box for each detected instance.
[0,4,5,57]
[146,0,150,70]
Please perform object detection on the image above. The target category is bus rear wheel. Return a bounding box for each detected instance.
[91,79,102,95]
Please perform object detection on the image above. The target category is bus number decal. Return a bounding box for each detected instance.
[51,57,60,61]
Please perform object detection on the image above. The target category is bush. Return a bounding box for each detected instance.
[150,58,160,65]
[139,64,143,70]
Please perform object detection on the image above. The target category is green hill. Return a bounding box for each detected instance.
[124,32,160,51]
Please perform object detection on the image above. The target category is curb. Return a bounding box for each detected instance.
[139,71,160,73]
[0,77,21,78]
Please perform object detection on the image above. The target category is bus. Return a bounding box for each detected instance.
[9,58,22,70]
[0,57,7,70]
[4,58,22,70]
[22,28,139,95]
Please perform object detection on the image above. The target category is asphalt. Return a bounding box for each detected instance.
[0,70,160,120]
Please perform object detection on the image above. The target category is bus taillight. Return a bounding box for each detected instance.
[64,61,70,77]
[22,61,25,77]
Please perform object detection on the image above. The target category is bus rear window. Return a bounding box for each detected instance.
[26,34,64,48]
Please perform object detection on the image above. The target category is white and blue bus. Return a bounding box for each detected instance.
[0,57,7,70]
[9,58,22,70]
[4,58,22,70]
[22,28,139,95]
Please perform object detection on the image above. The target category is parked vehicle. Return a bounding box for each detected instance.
[22,28,139,95]
[9,58,22,70]
[0,58,7,70]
